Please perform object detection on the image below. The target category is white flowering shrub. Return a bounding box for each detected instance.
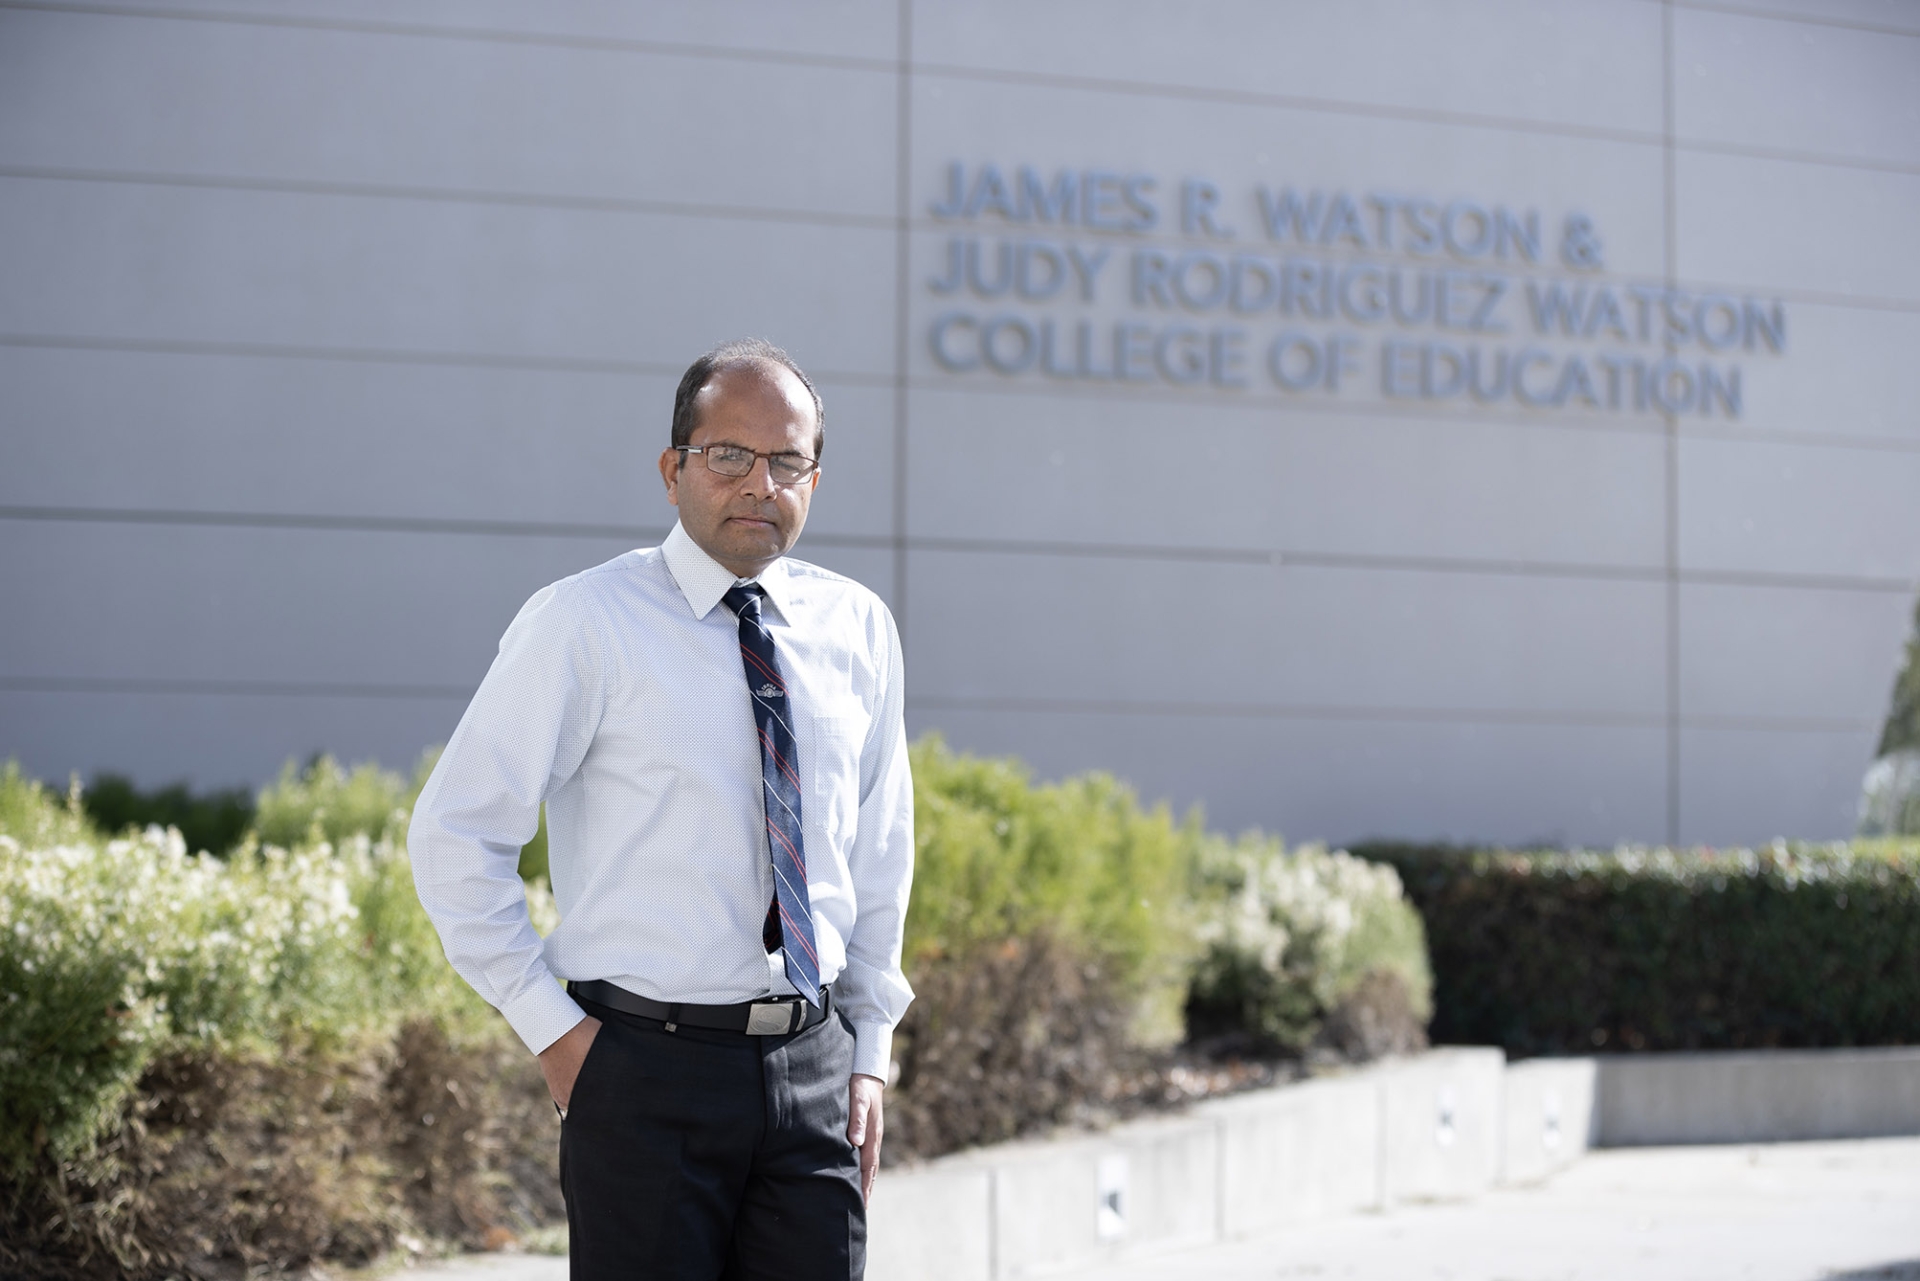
[0,765,556,1175]
[1186,835,1432,1052]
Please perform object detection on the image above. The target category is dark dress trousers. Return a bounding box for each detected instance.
[560,993,866,1280]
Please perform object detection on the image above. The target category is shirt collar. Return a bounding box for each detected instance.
[660,521,794,622]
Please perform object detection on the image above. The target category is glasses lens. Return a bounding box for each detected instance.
[704,446,754,477]
[768,455,815,484]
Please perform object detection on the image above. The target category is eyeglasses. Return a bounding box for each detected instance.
[677,444,819,486]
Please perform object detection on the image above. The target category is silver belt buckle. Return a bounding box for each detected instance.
[745,1000,799,1036]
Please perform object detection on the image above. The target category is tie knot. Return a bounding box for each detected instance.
[723,583,765,620]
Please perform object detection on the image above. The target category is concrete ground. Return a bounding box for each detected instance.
[1069,1138,1920,1281]
[409,1137,1920,1281]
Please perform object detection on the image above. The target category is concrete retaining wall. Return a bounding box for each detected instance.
[868,1045,1920,1278]
[1501,1057,1599,1185]
[868,1049,1552,1280]
[1595,1046,1920,1147]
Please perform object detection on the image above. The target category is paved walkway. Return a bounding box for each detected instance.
[410,1137,1920,1281]
[1067,1138,1920,1281]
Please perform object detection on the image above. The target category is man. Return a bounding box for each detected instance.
[409,338,913,1280]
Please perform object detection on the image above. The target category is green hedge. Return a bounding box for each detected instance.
[1357,840,1920,1056]
[80,774,254,859]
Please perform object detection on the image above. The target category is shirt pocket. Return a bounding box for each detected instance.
[807,703,869,843]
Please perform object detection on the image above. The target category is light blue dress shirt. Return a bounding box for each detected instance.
[409,522,915,1080]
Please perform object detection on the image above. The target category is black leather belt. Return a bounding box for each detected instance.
[568,979,828,1036]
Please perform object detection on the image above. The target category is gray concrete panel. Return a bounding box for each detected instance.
[1678,434,1920,582]
[1596,1048,1920,1146]
[1674,149,1920,302]
[907,551,1668,718]
[910,78,1669,284]
[1380,1049,1505,1205]
[976,1136,1108,1276]
[0,177,897,377]
[913,0,1664,136]
[0,348,897,539]
[1673,5,1920,168]
[1201,1073,1382,1235]
[1500,1057,1597,1186]
[905,387,1667,570]
[0,521,893,789]
[910,706,1669,847]
[0,687,465,794]
[0,520,894,689]
[1678,724,1881,843]
[1107,1119,1220,1257]
[1683,0,1920,37]
[865,1163,993,1281]
[955,1115,1221,1276]
[1677,581,1912,722]
[0,520,632,687]
[0,0,902,62]
[1726,299,1920,444]
[0,8,899,218]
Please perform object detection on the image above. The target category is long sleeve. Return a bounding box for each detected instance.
[832,604,916,1081]
[408,581,608,1055]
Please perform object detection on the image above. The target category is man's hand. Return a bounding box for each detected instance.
[848,1073,885,1202]
[539,1014,602,1114]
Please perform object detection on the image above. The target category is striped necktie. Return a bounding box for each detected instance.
[722,583,822,1005]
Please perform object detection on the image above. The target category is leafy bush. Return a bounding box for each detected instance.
[1361,840,1920,1056]
[902,737,1197,1022]
[0,764,563,1275]
[253,753,431,849]
[10,1024,563,1280]
[0,821,506,1176]
[1185,836,1432,1056]
[0,761,94,848]
[888,737,1200,1156]
[258,751,549,879]
[0,818,382,1175]
[79,774,254,858]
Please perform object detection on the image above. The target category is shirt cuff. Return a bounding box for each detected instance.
[502,973,589,1055]
[850,1019,895,1083]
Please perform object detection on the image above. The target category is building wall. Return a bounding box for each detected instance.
[2,0,1915,845]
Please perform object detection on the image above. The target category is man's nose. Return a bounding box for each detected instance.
[740,455,778,496]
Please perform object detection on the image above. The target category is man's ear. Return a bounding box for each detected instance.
[659,447,682,506]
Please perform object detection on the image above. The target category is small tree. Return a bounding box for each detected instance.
[1880,596,1920,756]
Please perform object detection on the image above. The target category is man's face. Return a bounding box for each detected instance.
[659,363,821,578]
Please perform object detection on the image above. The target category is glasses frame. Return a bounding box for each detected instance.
[676,443,819,486]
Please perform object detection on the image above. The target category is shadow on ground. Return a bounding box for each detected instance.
[1823,1265,1920,1280]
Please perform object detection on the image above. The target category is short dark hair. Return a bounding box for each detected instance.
[670,338,825,460]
